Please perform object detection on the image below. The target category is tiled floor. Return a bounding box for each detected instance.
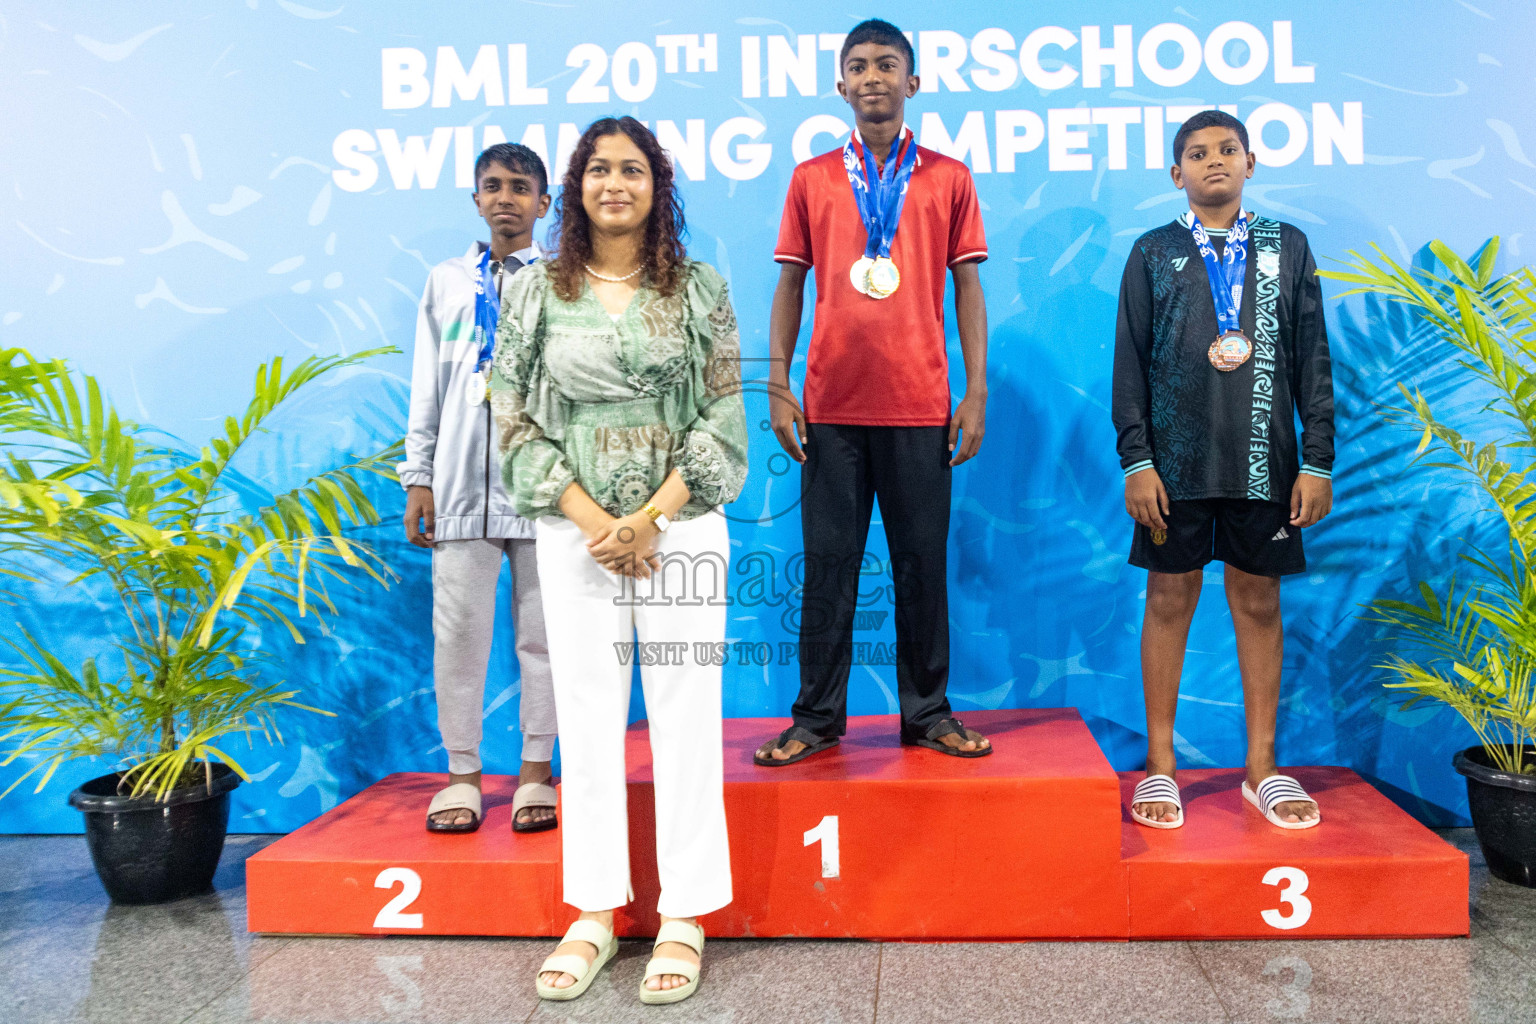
[2,829,1534,1023]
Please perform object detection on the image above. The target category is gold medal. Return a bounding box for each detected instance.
[867,256,900,299]
[849,256,873,295]
[1208,330,1253,372]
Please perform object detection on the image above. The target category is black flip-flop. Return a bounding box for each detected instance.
[902,717,993,758]
[753,725,840,767]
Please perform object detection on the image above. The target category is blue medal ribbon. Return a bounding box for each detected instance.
[1188,212,1250,335]
[472,246,539,372]
[844,128,919,259]
[472,247,498,373]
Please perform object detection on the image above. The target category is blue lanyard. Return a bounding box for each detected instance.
[1188,213,1249,335]
[473,247,538,370]
[843,129,918,259]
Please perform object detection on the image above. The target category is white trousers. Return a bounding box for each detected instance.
[536,514,732,919]
[431,538,556,773]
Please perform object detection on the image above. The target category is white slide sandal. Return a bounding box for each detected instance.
[424,782,482,833]
[512,781,558,834]
[1129,773,1184,829]
[1243,774,1321,830]
[639,919,705,1005]
[535,918,618,1001]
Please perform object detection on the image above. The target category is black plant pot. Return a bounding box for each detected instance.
[67,763,241,904]
[1454,745,1536,888]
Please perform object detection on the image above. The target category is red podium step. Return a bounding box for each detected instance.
[245,773,561,937]
[248,709,1126,939]
[246,709,1468,940]
[1119,767,1468,939]
[626,707,1127,939]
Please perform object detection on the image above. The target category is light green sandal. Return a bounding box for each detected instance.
[639,919,705,1005]
[535,918,618,1001]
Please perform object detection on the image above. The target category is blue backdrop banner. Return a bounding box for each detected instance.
[3,1,1534,831]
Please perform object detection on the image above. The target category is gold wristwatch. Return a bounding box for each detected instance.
[641,502,670,533]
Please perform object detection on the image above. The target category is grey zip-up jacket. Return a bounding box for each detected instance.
[398,241,539,541]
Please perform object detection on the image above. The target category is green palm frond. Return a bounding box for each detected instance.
[1323,238,1536,774]
[152,349,395,531]
[0,345,400,800]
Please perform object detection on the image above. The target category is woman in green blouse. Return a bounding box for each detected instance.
[491,116,747,1006]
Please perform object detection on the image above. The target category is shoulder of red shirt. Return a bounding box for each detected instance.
[776,140,985,268]
[912,143,974,180]
[795,147,844,176]
[794,141,972,177]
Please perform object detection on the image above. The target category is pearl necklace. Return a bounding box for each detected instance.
[584,263,643,282]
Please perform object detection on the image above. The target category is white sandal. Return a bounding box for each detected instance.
[512,781,558,834]
[1242,774,1321,830]
[639,919,704,1005]
[535,918,618,1001]
[425,782,482,833]
[1129,773,1184,829]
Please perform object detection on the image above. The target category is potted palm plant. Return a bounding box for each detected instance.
[1321,239,1536,886]
[0,346,400,903]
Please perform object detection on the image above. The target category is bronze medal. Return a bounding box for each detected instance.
[1208,329,1253,372]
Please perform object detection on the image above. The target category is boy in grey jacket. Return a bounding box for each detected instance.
[400,143,558,834]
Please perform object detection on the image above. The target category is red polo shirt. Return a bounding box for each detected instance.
[774,139,987,426]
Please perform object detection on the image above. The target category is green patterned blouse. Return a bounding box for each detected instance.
[490,259,748,522]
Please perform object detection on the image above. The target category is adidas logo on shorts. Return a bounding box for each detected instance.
[1272,527,1290,541]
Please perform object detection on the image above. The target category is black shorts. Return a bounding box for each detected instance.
[1129,499,1305,577]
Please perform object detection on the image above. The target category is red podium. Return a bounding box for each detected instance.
[242,772,562,937]
[1119,767,1469,939]
[246,708,1467,940]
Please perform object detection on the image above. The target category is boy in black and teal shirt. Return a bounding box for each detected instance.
[1113,110,1334,831]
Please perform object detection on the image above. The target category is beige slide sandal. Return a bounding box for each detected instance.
[424,782,481,833]
[512,781,558,834]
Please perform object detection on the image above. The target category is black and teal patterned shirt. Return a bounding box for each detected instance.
[1111,213,1334,503]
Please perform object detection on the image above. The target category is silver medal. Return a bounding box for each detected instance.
[465,370,488,407]
[849,256,873,295]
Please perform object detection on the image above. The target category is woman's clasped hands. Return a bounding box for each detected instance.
[585,510,663,578]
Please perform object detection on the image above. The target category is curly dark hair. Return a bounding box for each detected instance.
[548,116,688,302]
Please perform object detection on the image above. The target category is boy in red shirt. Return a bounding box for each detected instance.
[756,18,992,765]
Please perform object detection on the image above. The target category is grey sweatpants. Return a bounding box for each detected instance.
[431,537,556,773]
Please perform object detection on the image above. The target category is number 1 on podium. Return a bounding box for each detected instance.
[803,815,841,879]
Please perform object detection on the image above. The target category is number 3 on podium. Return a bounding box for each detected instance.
[1261,866,1312,930]
[803,815,840,879]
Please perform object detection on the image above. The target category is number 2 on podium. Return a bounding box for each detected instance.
[374,867,425,929]
[803,815,840,879]
[1261,866,1312,930]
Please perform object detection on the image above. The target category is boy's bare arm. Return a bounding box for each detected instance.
[769,263,809,462]
[950,260,988,466]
